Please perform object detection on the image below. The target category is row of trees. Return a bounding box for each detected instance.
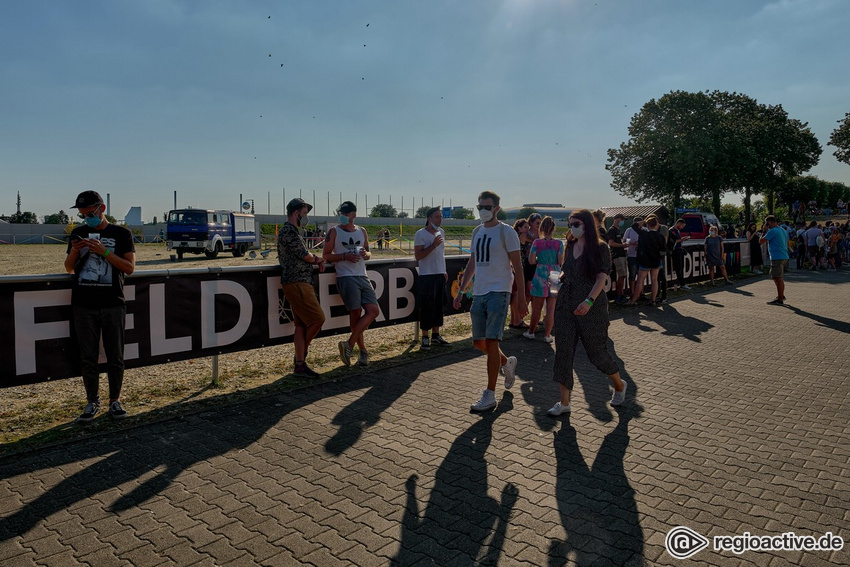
[606,90,849,220]
[372,203,507,220]
[0,210,122,224]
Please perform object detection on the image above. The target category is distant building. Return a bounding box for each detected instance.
[125,207,143,226]
[502,204,579,222]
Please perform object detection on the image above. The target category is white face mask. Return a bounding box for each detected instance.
[478,208,494,222]
[571,225,584,238]
[298,213,308,227]
[430,222,440,231]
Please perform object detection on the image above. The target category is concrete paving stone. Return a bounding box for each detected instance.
[273,530,323,558]
[118,542,170,567]
[34,549,83,567]
[286,513,335,541]
[77,545,135,567]
[195,537,249,564]
[233,534,285,563]
[344,525,394,554]
[98,527,147,555]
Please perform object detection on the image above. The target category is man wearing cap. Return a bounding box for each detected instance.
[64,191,136,423]
[414,207,449,348]
[278,198,326,377]
[323,201,379,367]
[606,213,629,303]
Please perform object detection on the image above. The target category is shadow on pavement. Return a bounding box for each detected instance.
[621,304,714,343]
[783,304,850,334]
[0,349,479,541]
[392,393,518,566]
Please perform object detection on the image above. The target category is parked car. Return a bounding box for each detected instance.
[678,212,721,240]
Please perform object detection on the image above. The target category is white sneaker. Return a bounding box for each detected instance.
[547,402,571,416]
[681,285,691,290]
[522,330,535,340]
[542,335,554,344]
[611,380,628,406]
[502,356,518,389]
[470,390,496,412]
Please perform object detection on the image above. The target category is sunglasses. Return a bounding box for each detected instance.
[77,209,101,219]
[568,221,583,228]
[476,205,494,211]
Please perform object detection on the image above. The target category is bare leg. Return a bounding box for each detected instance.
[474,339,508,392]
[529,296,544,330]
[544,295,556,338]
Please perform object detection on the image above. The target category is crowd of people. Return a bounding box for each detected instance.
[66,191,847,422]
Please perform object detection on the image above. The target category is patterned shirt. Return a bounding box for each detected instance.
[277,222,313,284]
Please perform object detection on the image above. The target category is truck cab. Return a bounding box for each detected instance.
[678,212,721,240]
[166,209,256,259]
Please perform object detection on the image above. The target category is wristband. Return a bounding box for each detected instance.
[101,249,110,259]
[584,297,594,306]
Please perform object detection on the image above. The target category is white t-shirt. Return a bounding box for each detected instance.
[471,222,520,295]
[623,227,640,258]
[414,227,446,276]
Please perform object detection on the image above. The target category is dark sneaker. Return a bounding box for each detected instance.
[357,350,369,366]
[766,298,784,306]
[109,401,128,419]
[293,363,321,378]
[431,335,450,346]
[76,400,100,423]
[421,336,430,349]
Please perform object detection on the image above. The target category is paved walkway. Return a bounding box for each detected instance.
[1,270,849,566]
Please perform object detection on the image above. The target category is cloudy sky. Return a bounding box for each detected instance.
[2,0,848,221]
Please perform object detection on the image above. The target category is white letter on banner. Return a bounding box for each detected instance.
[366,270,386,322]
[388,268,415,320]
[201,280,252,348]
[318,273,349,331]
[149,283,192,355]
[123,285,138,360]
[267,276,295,339]
[14,290,71,376]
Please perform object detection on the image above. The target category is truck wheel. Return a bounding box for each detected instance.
[233,243,246,257]
[205,242,222,259]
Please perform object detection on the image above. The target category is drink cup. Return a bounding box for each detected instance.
[548,269,562,295]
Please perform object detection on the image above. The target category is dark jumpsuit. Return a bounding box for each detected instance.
[552,242,619,389]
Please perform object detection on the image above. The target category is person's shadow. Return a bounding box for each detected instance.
[392,394,518,566]
[548,385,646,566]
[784,305,850,334]
[621,305,714,343]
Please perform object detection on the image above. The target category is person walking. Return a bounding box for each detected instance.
[323,201,379,367]
[524,216,564,343]
[760,215,789,305]
[278,198,326,378]
[453,191,526,412]
[414,207,450,348]
[64,191,136,422]
[623,217,642,293]
[547,209,627,416]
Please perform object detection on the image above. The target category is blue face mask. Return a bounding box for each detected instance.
[339,215,350,225]
[84,216,101,228]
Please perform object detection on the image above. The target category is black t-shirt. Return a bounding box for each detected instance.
[607,226,625,258]
[67,223,135,307]
[636,229,666,267]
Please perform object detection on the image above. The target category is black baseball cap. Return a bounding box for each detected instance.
[71,191,104,209]
[339,201,357,214]
[286,198,313,215]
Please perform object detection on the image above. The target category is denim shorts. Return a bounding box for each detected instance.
[638,260,664,270]
[470,291,510,341]
[336,275,377,311]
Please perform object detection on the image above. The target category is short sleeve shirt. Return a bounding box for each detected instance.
[414,227,446,275]
[67,223,135,308]
[471,223,521,295]
[763,226,789,260]
[277,222,313,284]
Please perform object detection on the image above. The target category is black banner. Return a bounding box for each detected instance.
[1,242,740,387]
[1,258,472,387]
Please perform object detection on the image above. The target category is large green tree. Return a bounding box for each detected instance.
[1,211,39,223]
[828,113,850,165]
[606,90,728,215]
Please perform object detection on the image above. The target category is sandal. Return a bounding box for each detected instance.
[509,322,530,329]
